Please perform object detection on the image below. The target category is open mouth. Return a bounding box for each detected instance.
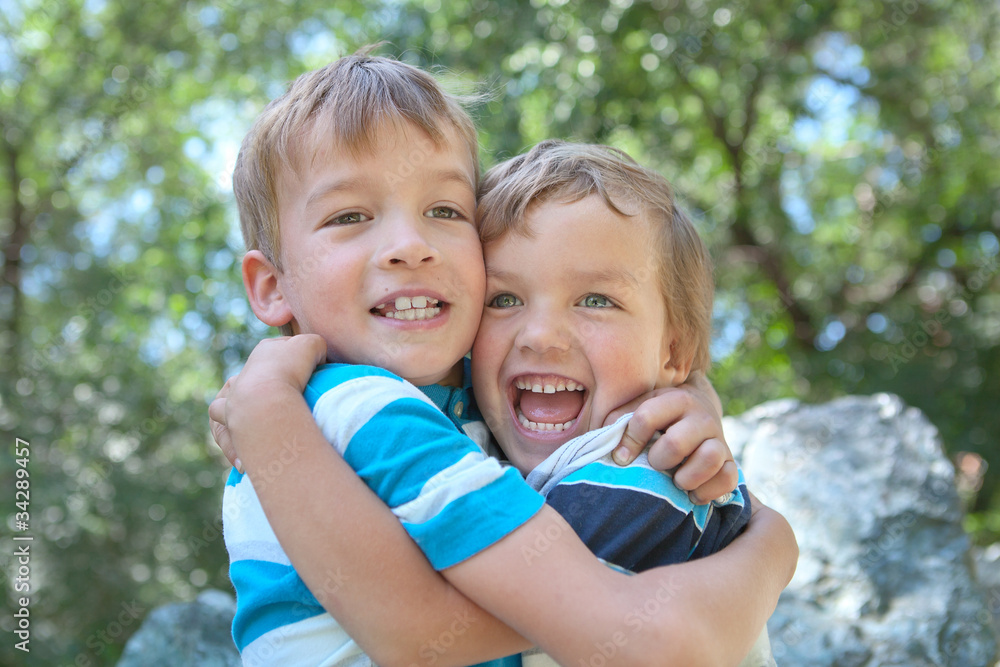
[372,295,443,321]
[512,374,586,433]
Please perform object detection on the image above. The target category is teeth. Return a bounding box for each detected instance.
[513,377,585,392]
[383,296,439,311]
[375,296,441,320]
[517,409,575,433]
[382,307,441,320]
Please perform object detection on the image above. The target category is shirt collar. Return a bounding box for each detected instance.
[416,356,482,428]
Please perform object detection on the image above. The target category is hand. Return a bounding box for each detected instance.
[208,334,327,471]
[209,374,240,470]
[604,372,737,503]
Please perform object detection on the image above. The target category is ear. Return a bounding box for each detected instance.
[656,337,694,389]
[242,250,295,329]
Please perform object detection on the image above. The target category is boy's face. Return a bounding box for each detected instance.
[265,122,484,386]
[471,195,684,474]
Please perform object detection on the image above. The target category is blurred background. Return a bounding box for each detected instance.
[0,0,997,663]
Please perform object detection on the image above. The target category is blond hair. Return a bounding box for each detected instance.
[233,49,480,269]
[478,140,714,373]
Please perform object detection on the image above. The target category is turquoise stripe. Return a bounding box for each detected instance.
[230,559,323,649]
[561,461,695,510]
[346,397,486,508]
[226,466,243,486]
[470,654,523,667]
[405,467,545,570]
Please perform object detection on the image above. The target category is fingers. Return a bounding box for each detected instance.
[208,395,226,426]
[273,333,328,366]
[612,392,687,465]
[612,429,647,465]
[670,437,731,492]
[245,334,328,392]
[299,333,329,366]
[642,404,717,471]
[208,396,242,471]
[684,459,739,504]
[604,394,647,429]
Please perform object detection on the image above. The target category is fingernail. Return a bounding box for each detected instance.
[613,447,630,465]
[235,458,244,474]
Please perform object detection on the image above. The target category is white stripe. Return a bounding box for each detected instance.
[312,375,436,455]
[241,613,372,667]
[223,478,291,566]
[226,539,291,566]
[522,650,560,667]
[392,452,505,525]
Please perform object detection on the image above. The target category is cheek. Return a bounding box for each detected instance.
[471,320,505,376]
[455,235,486,279]
[588,336,660,398]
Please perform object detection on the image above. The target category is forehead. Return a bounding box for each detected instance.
[500,193,650,245]
[273,123,477,219]
[486,195,655,270]
[294,117,474,177]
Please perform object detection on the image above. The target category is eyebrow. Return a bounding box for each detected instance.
[487,266,642,290]
[303,168,474,211]
[303,177,370,210]
[426,167,476,192]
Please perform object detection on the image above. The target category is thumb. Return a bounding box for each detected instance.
[612,426,646,465]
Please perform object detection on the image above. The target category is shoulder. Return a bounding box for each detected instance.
[304,364,420,407]
[303,364,447,445]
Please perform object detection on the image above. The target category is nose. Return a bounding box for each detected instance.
[376,214,440,269]
[515,304,572,355]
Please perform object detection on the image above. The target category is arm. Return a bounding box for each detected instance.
[446,500,795,667]
[214,336,531,667]
[221,337,797,666]
[607,371,738,503]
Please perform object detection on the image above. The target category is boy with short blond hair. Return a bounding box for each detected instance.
[217,49,795,667]
[471,139,750,579]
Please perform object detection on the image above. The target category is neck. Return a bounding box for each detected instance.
[423,360,464,388]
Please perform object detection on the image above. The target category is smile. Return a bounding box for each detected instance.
[512,374,586,433]
[372,295,442,320]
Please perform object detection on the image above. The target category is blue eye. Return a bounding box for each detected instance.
[489,294,523,308]
[579,294,612,308]
[327,212,368,225]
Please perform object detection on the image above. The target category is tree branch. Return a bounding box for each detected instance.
[674,60,817,342]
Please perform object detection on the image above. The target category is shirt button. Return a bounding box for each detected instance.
[454,401,464,418]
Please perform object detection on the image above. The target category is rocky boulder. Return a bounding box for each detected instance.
[116,589,240,667]
[725,393,997,666]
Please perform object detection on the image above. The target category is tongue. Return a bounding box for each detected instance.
[519,390,584,424]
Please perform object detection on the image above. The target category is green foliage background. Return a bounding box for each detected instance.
[0,0,997,664]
